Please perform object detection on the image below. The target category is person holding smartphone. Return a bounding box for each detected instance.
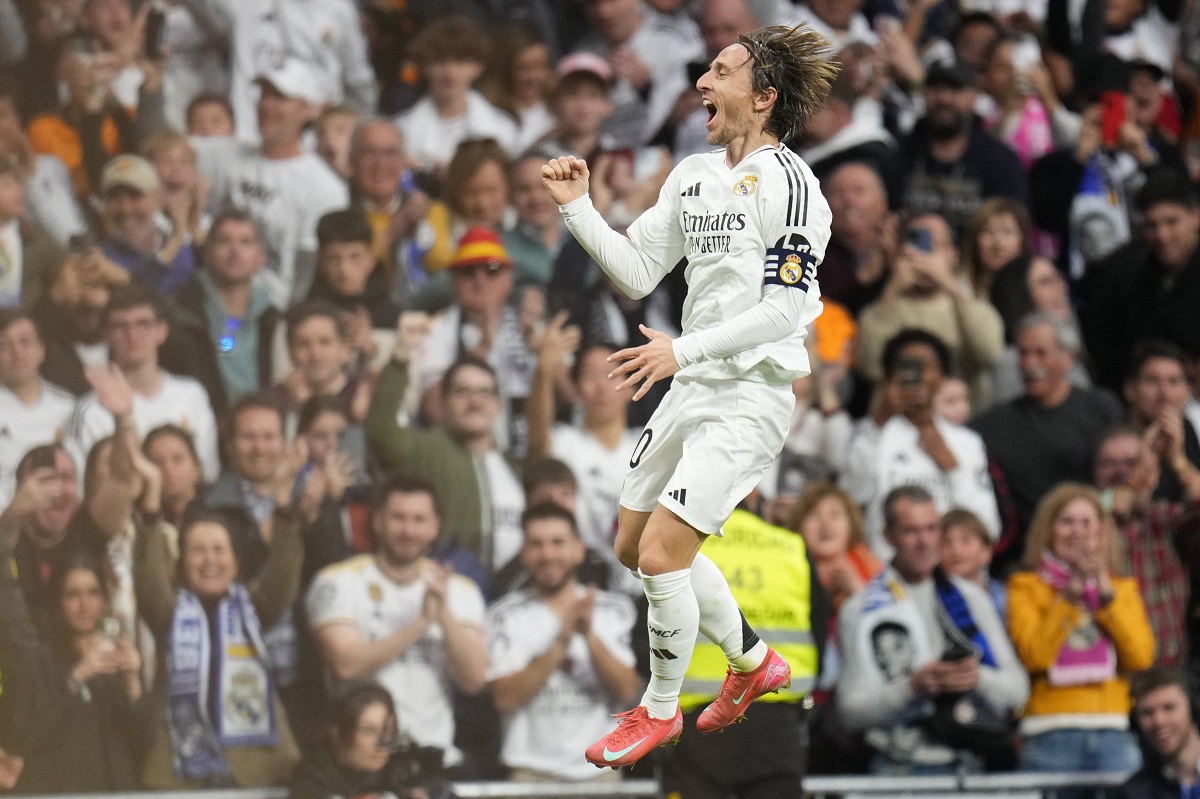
[856,212,1006,411]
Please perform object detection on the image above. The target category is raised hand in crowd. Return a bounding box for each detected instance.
[533,310,582,376]
[421,562,453,624]
[87,363,134,420]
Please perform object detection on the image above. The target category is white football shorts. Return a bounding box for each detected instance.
[619,375,795,535]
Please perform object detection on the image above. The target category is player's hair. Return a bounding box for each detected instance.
[738,24,839,142]
[881,328,953,380]
[522,456,578,496]
[1125,338,1188,385]
[882,484,936,531]
[317,208,374,249]
[369,473,442,518]
[521,501,579,538]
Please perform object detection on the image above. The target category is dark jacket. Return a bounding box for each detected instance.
[17,220,66,310]
[1083,239,1200,391]
[288,743,450,799]
[1123,762,1189,799]
[166,274,280,419]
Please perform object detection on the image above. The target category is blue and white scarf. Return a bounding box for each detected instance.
[166,584,278,781]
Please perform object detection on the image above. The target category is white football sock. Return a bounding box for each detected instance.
[639,568,698,719]
[691,552,768,672]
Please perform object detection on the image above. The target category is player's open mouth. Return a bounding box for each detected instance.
[703,98,717,126]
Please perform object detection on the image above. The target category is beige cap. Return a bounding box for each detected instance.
[100,155,160,195]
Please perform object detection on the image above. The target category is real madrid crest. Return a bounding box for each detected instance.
[368,583,383,603]
[733,174,758,197]
[780,253,803,284]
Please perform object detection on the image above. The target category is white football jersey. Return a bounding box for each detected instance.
[561,144,831,385]
[307,555,487,764]
[486,586,637,780]
[841,414,1001,560]
[0,382,75,507]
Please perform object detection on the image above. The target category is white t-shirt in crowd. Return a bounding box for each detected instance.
[481,450,526,573]
[306,555,487,764]
[395,91,519,172]
[162,3,231,131]
[179,0,376,142]
[66,371,220,482]
[23,156,87,247]
[841,414,1000,561]
[0,381,75,507]
[515,103,555,154]
[785,5,879,48]
[193,137,349,307]
[487,585,637,780]
[550,424,642,553]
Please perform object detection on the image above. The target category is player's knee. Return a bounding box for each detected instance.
[614,537,640,571]
[637,545,685,577]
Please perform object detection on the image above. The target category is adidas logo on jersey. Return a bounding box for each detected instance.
[667,488,687,506]
[681,182,701,197]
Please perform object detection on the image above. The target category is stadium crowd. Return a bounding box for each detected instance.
[1,0,1200,795]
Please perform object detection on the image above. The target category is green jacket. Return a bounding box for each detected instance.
[366,358,522,565]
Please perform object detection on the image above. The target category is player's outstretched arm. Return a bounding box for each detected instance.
[541,155,682,300]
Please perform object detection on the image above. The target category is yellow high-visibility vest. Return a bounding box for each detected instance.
[679,509,819,711]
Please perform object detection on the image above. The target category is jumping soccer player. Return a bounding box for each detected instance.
[542,24,837,768]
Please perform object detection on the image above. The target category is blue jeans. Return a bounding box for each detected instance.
[1019,728,1142,774]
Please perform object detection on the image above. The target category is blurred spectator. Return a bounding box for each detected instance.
[1122,340,1200,502]
[820,162,893,315]
[971,312,1123,559]
[415,139,512,280]
[315,106,360,181]
[345,118,431,300]
[1084,170,1200,392]
[5,550,146,794]
[478,24,556,153]
[529,325,645,569]
[295,395,371,553]
[0,309,75,507]
[194,59,349,308]
[169,208,278,414]
[577,0,703,148]
[142,423,203,530]
[394,17,518,173]
[414,229,538,450]
[664,506,828,796]
[934,376,971,425]
[185,92,235,138]
[899,60,1027,237]
[367,346,528,577]
[940,508,1006,616]
[65,285,220,481]
[1125,668,1200,799]
[135,488,311,787]
[157,4,229,132]
[0,158,66,309]
[789,483,880,613]
[307,476,488,768]
[73,0,150,110]
[783,0,878,49]
[98,154,196,296]
[1093,427,1200,667]
[503,153,566,291]
[951,13,1003,81]
[838,486,1029,775]
[538,52,617,162]
[0,79,87,247]
[307,209,400,373]
[289,682,448,799]
[844,329,1000,558]
[856,213,1005,410]
[141,130,210,250]
[269,303,363,433]
[488,503,638,783]
[798,62,897,193]
[979,35,1055,170]
[1007,483,1154,774]
[181,0,376,142]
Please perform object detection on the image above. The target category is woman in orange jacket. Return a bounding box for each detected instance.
[1007,483,1156,775]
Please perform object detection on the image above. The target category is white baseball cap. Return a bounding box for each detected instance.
[254,58,327,105]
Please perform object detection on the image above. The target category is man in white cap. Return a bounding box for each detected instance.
[179,0,376,143]
[193,58,349,308]
[99,155,197,297]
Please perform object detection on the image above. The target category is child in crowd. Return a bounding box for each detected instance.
[185,93,236,138]
[940,508,1006,616]
[935,376,972,426]
[315,106,360,180]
